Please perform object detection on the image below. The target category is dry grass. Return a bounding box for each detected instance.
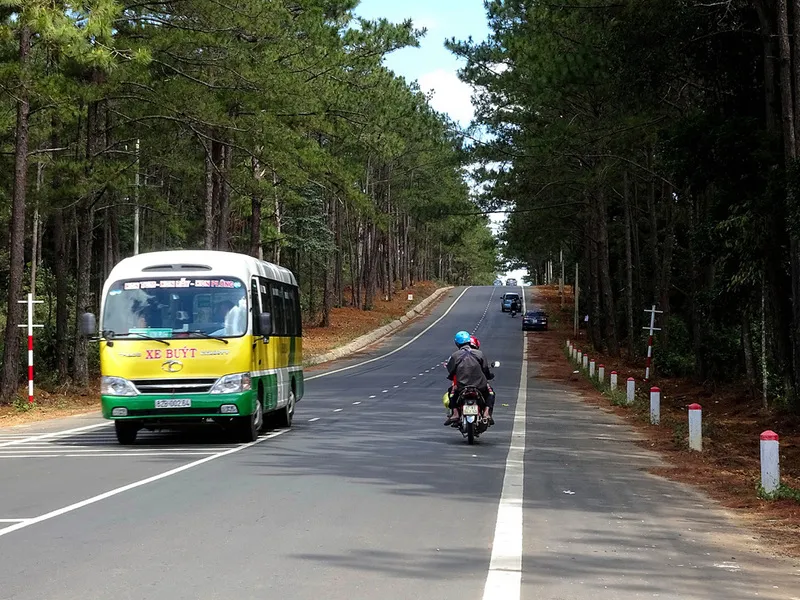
[530,284,800,558]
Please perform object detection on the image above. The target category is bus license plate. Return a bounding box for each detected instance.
[155,399,192,409]
[462,405,479,415]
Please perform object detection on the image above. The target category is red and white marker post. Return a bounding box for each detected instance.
[760,430,780,495]
[626,377,635,405]
[688,404,702,451]
[642,304,663,382]
[650,386,661,425]
[598,364,605,384]
[17,293,44,404]
[610,371,618,390]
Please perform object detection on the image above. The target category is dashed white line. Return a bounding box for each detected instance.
[333,408,343,413]
[382,390,388,393]
[369,395,376,399]
[352,402,361,405]
[308,418,320,422]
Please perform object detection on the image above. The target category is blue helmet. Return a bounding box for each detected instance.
[454,330,471,347]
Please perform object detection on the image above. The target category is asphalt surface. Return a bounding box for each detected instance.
[0,286,798,599]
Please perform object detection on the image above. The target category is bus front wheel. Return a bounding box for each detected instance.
[236,398,262,443]
[115,421,139,445]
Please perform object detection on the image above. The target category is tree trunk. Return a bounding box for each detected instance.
[73,204,94,386]
[204,146,214,250]
[0,24,32,403]
[659,184,676,346]
[596,189,619,355]
[217,143,232,250]
[755,0,778,132]
[53,209,70,379]
[742,311,757,387]
[623,171,636,358]
[250,157,262,259]
[321,195,334,327]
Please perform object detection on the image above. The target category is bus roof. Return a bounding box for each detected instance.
[105,250,298,288]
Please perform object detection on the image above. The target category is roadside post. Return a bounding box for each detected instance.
[643,305,663,381]
[650,387,661,425]
[626,377,635,405]
[17,293,44,404]
[598,364,605,384]
[760,431,780,496]
[610,371,618,390]
[688,404,702,451]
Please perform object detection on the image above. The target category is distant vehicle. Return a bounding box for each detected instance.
[501,292,520,312]
[506,278,517,286]
[522,309,548,331]
[493,279,503,286]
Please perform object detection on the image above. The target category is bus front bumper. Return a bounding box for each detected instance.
[101,391,256,420]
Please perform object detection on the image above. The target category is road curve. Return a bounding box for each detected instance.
[0,286,797,600]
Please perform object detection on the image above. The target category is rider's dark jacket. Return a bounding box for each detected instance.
[446,346,492,390]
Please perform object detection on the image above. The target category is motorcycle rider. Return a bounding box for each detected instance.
[444,330,495,426]
[510,295,521,316]
[443,335,497,422]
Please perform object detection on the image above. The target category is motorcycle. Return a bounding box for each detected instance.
[446,361,500,445]
[510,305,518,317]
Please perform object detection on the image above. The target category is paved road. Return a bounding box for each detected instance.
[0,286,798,600]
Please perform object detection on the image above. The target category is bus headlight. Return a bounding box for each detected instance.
[210,373,251,394]
[101,376,138,396]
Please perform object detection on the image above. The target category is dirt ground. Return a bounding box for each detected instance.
[529,284,800,558]
[0,281,443,428]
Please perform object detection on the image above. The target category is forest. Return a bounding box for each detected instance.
[451,0,800,411]
[0,1,499,403]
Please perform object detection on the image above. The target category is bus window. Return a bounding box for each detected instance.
[271,283,285,335]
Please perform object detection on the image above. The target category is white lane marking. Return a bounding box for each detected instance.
[382,390,388,393]
[369,395,376,399]
[0,429,289,538]
[403,381,408,384]
[482,331,527,600]
[308,418,320,422]
[333,408,343,413]
[352,401,361,405]
[0,519,30,523]
[0,422,110,449]
[306,287,471,380]
[412,377,416,380]
[0,452,219,459]
[393,385,399,388]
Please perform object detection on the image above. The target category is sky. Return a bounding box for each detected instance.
[354,0,528,284]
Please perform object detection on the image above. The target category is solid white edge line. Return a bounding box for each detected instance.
[0,422,111,449]
[482,328,527,600]
[0,429,289,538]
[305,287,471,380]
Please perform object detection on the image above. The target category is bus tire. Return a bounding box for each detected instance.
[237,398,262,443]
[115,421,139,445]
[274,389,295,428]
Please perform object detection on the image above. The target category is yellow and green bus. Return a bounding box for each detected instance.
[81,250,304,444]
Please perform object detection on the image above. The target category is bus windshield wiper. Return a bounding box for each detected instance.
[109,331,170,346]
[185,330,229,344]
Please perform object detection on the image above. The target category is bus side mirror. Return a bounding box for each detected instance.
[80,313,97,337]
[259,312,273,337]
[492,361,500,368]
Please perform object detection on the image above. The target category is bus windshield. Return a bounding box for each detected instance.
[102,276,248,339]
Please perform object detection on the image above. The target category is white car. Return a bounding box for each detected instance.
[506,278,517,286]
